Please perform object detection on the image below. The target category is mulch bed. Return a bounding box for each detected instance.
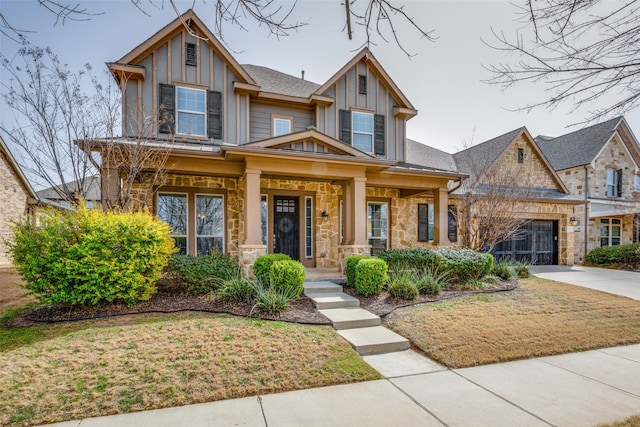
[9,279,518,327]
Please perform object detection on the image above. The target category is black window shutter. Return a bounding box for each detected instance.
[207,90,223,139]
[339,109,351,145]
[617,169,623,197]
[418,203,429,242]
[158,83,175,134]
[448,205,458,243]
[374,114,385,155]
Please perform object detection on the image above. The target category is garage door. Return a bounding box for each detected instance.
[492,220,558,265]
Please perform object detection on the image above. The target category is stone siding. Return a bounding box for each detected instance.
[0,150,30,266]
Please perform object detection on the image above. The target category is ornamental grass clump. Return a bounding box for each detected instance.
[8,206,176,306]
[388,270,419,300]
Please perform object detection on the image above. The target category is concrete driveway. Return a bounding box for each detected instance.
[531,265,640,300]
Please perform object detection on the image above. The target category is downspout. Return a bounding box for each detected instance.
[448,176,464,194]
[584,165,589,260]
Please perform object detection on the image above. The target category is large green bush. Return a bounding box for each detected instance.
[345,255,369,287]
[377,248,438,273]
[355,258,388,296]
[166,253,240,294]
[434,248,493,284]
[8,206,176,306]
[585,243,640,269]
[269,260,306,299]
[253,254,291,285]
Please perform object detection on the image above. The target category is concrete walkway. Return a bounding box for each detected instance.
[47,344,640,427]
[531,265,640,300]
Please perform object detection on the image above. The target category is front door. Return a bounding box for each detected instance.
[274,196,299,260]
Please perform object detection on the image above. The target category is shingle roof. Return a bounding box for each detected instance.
[536,116,623,170]
[242,64,321,98]
[452,127,525,182]
[406,139,457,172]
[36,175,101,201]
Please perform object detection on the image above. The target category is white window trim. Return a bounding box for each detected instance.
[352,111,374,153]
[195,193,225,255]
[305,196,313,259]
[176,86,207,137]
[272,115,293,137]
[600,218,621,246]
[367,201,388,253]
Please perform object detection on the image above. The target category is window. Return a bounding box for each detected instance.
[635,175,640,191]
[261,195,268,246]
[368,202,388,255]
[305,197,313,258]
[352,111,374,152]
[600,218,621,246]
[185,43,197,66]
[273,117,292,136]
[338,109,385,155]
[358,74,367,94]
[158,193,188,254]
[158,84,222,139]
[418,203,434,242]
[418,204,457,242]
[195,194,224,255]
[158,192,224,255]
[606,167,622,197]
[517,148,524,163]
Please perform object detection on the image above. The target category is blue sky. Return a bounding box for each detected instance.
[2,0,639,154]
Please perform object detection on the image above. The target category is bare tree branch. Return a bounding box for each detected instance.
[485,0,640,124]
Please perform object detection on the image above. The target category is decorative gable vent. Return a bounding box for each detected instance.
[358,74,367,94]
[186,43,197,66]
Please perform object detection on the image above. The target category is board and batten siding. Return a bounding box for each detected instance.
[121,28,247,144]
[249,103,314,143]
[320,61,404,161]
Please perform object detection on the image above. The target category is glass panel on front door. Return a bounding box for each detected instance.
[368,202,388,256]
[274,197,299,260]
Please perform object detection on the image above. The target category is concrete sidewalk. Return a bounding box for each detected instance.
[531,265,640,300]
[48,344,640,427]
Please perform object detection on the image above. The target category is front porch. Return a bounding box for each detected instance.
[304,267,346,283]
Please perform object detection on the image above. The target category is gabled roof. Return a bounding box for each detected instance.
[536,116,623,170]
[406,139,457,172]
[242,65,321,98]
[108,9,255,84]
[241,128,376,158]
[0,136,36,199]
[452,127,569,194]
[314,48,415,110]
[36,175,101,201]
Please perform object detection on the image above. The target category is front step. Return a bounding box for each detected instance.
[303,281,343,295]
[319,307,381,330]
[306,292,359,309]
[337,326,409,356]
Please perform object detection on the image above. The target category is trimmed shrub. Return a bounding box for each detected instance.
[492,260,514,281]
[388,276,419,300]
[483,253,495,277]
[253,254,291,286]
[355,258,389,296]
[219,278,256,303]
[269,260,306,299]
[345,255,369,287]
[8,206,175,306]
[378,248,438,274]
[585,243,640,269]
[166,253,240,295]
[434,248,493,284]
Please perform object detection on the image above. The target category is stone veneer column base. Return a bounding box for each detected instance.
[238,245,267,279]
[337,245,372,273]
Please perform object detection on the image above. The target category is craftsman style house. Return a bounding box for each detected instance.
[537,117,640,263]
[102,10,465,275]
[409,128,581,265]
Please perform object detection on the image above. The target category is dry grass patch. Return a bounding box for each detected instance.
[0,312,380,426]
[599,415,640,427]
[385,277,640,368]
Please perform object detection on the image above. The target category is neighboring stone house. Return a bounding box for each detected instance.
[537,117,640,263]
[0,136,37,267]
[409,128,580,265]
[95,10,466,276]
